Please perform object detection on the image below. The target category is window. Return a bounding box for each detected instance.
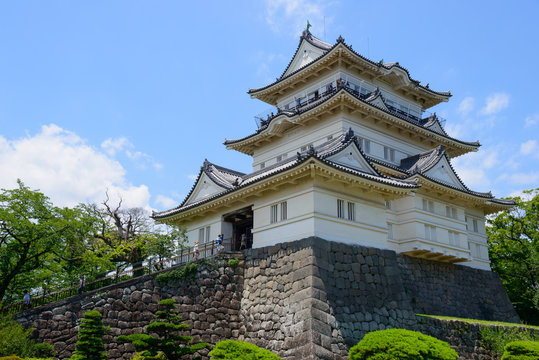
[276,155,282,162]
[473,219,478,232]
[270,204,278,224]
[384,147,395,162]
[363,139,371,154]
[385,200,392,210]
[422,199,434,212]
[260,162,265,169]
[205,226,210,242]
[424,225,436,241]
[387,223,394,240]
[465,216,469,230]
[448,231,459,247]
[446,206,458,219]
[280,201,287,221]
[476,244,482,258]
[199,228,205,243]
[347,202,355,221]
[337,199,345,219]
[300,143,312,152]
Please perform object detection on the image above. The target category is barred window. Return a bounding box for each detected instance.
[387,223,394,240]
[198,228,205,243]
[270,204,278,224]
[347,202,355,221]
[337,199,345,219]
[473,219,478,232]
[205,226,210,242]
[424,225,436,241]
[280,201,287,221]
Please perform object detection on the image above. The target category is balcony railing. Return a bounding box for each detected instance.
[1,239,235,316]
[256,81,446,130]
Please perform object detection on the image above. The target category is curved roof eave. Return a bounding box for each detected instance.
[226,88,479,151]
[247,37,451,100]
[152,155,418,221]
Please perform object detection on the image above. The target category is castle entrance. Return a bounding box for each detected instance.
[223,206,253,251]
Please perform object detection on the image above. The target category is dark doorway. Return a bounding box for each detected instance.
[223,206,253,251]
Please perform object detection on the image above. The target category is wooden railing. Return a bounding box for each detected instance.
[1,239,233,316]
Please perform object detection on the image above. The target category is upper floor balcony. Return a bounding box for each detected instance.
[255,79,447,130]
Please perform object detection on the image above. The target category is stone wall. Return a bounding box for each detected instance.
[17,238,519,359]
[16,255,245,359]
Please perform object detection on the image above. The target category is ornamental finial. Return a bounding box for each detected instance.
[305,20,311,32]
[336,35,345,43]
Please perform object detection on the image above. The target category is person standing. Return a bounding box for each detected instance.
[78,274,86,294]
[193,241,200,261]
[23,290,30,309]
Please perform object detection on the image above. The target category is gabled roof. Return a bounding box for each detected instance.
[400,146,498,198]
[280,29,332,79]
[248,33,451,108]
[153,131,418,220]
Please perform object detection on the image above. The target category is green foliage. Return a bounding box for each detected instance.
[226,258,239,268]
[70,310,106,360]
[0,180,102,304]
[479,326,538,358]
[502,341,539,360]
[156,263,198,285]
[117,298,208,359]
[131,352,167,360]
[348,329,458,360]
[0,315,54,358]
[487,188,539,324]
[0,356,23,360]
[209,340,281,359]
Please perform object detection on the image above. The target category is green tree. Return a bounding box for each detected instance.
[209,340,281,359]
[0,180,98,303]
[348,329,458,360]
[117,298,208,359]
[0,315,55,358]
[70,310,107,360]
[87,194,183,277]
[487,188,539,324]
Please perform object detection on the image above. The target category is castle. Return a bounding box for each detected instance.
[152,28,513,271]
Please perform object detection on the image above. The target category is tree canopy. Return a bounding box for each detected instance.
[487,188,539,325]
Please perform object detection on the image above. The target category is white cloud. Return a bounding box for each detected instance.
[479,93,510,115]
[452,149,500,190]
[525,114,539,127]
[0,124,151,208]
[126,150,163,171]
[264,0,334,37]
[187,174,198,181]
[155,195,178,209]
[101,137,132,156]
[507,172,539,186]
[520,139,539,156]
[444,123,463,138]
[457,96,475,117]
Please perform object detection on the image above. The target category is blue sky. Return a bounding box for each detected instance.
[1,0,538,210]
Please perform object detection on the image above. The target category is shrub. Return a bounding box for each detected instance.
[70,310,107,360]
[502,341,539,360]
[156,263,198,285]
[0,356,23,360]
[118,298,208,359]
[348,329,458,360]
[480,326,538,357]
[0,315,56,358]
[227,258,239,268]
[209,340,281,359]
[130,352,166,360]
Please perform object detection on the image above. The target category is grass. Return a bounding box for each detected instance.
[416,314,539,330]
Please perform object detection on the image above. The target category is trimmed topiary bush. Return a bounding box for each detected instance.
[348,329,458,360]
[70,310,107,360]
[501,341,539,360]
[118,298,208,359]
[209,340,281,359]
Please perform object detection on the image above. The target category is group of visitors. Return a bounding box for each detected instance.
[22,274,86,308]
[192,234,225,261]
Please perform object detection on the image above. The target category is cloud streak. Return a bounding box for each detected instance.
[479,93,509,115]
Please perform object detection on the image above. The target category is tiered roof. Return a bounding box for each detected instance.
[248,31,451,108]
[226,84,480,157]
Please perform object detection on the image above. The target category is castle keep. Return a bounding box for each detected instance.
[153,29,514,271]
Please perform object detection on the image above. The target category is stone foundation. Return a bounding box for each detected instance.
[17,237,519,359]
